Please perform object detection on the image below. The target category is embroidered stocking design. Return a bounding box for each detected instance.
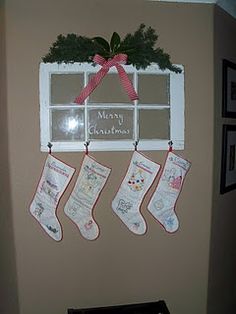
[112,151,160,235]
[64,155,111,241]
[29,154,75,241]
[147,151,191,233]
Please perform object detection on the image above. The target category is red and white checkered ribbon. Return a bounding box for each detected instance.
[74,54,139,104]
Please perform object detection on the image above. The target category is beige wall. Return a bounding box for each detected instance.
[4,1,214,314]
[207,6,236,314]
[0,0,19,313]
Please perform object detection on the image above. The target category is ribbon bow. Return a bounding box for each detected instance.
[74,54,138,104]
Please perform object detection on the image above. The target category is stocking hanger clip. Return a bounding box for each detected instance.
[84,141,90,154]
[134,140,139,151]
[47,142,53,154]
[168,140,173,152]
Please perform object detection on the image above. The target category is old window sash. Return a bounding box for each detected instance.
[40,62,185,152]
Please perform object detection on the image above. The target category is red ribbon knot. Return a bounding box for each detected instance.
[74,54,139,104]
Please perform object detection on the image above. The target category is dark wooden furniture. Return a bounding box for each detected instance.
[68,300,170,314]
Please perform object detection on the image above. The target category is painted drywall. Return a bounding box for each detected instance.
[0,1,19,313]
[207,6,236,314]
[4,1,214,314]
[151,1,236,20]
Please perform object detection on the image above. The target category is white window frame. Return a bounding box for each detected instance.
[40,62,185,152]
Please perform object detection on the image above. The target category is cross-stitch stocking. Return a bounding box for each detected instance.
[64,154,111,240]
[29,154,75,241]
[112,151,160,235]
[147,151,191,233]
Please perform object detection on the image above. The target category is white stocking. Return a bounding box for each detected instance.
[147,151,191,233]
[112,151,160,235]
[29,154,75,241]
[64,154,111,240]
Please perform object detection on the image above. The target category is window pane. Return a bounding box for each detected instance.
[51,74,83,105]
[88,108,134,140]
[51,109,85,141]
[138,74,169,104]
[139,109,170,139]
[88,73,133,104]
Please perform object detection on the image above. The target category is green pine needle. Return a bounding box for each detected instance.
[42,24,181,73]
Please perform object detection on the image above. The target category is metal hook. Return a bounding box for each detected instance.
[134,140,139,151]
[84,141,90,154]
[47,142,53,154]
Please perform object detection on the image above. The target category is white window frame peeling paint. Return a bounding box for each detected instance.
[40,62,185,152]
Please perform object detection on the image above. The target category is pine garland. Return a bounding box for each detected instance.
[42,24,181,73]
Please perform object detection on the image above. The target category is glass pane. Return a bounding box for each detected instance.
[51,74,83,105]
[51,109,85,141]
[139,109,170,139]
[88,108,134,140]
[138,74,169,104]
[88,73,133,104]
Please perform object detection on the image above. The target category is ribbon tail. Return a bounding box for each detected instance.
[116,64,139,101]
[74,67,108,104]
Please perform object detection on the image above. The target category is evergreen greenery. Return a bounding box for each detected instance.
[42,24,181,73]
